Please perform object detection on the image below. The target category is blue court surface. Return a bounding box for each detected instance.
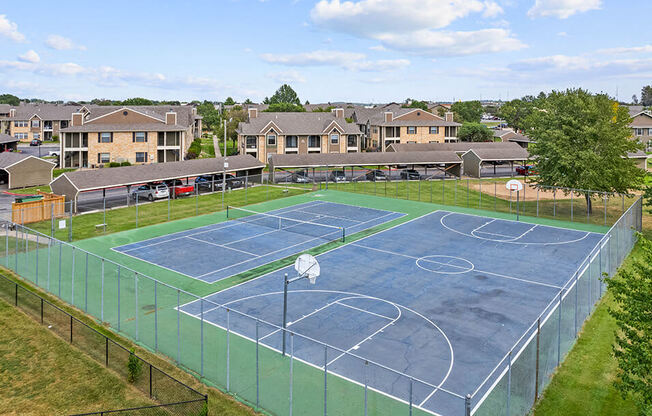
[113,201,404,283]
[179,210,603,415]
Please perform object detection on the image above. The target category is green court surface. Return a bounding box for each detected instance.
[0,189,620,416]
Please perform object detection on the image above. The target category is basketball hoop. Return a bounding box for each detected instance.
[505,179,524,221]
[294,254,320,284]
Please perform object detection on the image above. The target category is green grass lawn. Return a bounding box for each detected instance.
[532,240,647,416]
[0,296,154,415]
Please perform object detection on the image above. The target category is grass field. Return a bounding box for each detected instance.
[0,296,154,415]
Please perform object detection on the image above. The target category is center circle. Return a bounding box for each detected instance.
[416,255,474,274]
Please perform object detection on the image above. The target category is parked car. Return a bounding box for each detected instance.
[400,169,421,180]
[131,183,169,201]
[195,173,243,191]
[215,173,244,189]
[163,179,194,198]
[291,170,310,183]
[30,139,42,146]
[516,164,538,176]
[366,169,386,181]
[330,170,346,182]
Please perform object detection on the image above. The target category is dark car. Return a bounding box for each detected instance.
[329,170,346,182]
[366,169,386,181]
[291,170,310,183]
[30,139,42,146]
[400,169,421,180]
[195,174,243,191]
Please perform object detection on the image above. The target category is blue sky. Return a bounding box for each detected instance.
[0,0,650,103]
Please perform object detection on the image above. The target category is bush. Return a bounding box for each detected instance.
[120,161,131,166]
[107,162,121,168]
[127,350,142,383]
[185,150,198,160]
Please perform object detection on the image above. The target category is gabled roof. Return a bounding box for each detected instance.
[462,146,530,161]
[85,106,164,124]
[388,142,523,153]
[0,134,18,144]
[237,112,361,136]
[5,103,81,121]
[61,123,187,133]
[269,151,462,169]
[0,152,57,169]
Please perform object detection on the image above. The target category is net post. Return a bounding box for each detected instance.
[465,394,471,416]
[341,227,345,243]
[227,308,231,391]
[256,319,260,410]
[226,205,229,218]
[535,317,540,402]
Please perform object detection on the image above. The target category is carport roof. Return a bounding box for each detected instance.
[269,151,462,169]
[0,152,56,169]
[387,142,523,153]
[463,146,530,161]
[51,155,264,192]
[0,134,18,144]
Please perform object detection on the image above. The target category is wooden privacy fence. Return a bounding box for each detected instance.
[12,191,65,224]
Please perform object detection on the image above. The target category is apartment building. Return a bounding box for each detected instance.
[1,103,79,142]
[630,110,652,151]
[236,108,363,163]
[59,105,202,168]
[355,107,461,151]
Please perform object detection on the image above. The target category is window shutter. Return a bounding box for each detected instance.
[145,132,148,142]
[97,153,100,163]
[98,133,101,143]
[132,132,135,143]
[110,133,113,143]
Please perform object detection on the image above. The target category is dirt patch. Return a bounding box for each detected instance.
[470,182,566,201]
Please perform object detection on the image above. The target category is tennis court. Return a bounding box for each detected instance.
[178,209,604,415]
[113,200,404,283]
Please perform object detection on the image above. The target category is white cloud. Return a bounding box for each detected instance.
[0,15,25,42]
[369,45,387,51]
[268,70,307,84]
[527,0,602,19]
[597,45,652,55]
[310,0,523,56]
[18,50,40,64]
[260,49,410,71]
[261,50,365,66]
[557,31,568,37]
[376,28,525,56]
[45,34,86,51]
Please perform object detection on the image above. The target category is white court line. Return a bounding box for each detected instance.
[336,300,395,321]
[186,236,260,257]
[293,208,364,224]
[470,219,496,234]
[473,230,517,239]
[441,213,591,245]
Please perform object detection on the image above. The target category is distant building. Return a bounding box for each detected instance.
[629,110,652,152]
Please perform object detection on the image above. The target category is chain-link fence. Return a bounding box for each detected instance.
[12,174,314,242]
[0,272,207,416]
[308,175,637,229]
[0,193,642,416]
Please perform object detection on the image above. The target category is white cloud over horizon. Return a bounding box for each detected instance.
[18,50,40,64]
[45,34,87,51]
[527,0,602,19]
[260,49,410,71]
[0,14,25,42]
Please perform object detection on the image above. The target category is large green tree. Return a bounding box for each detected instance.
[265,84,301,106]
[606,235,652,416]
[196,101,220,131]
[264,102,305,112]
[224,97,236,105]
[527,89,646,213]
[121,97,154,106]
[497,97,536,131]
[0,94,20,106]
[450,100,483,123]
[641,85,652,106]
[402,99,428,111]
[458,122,494,142]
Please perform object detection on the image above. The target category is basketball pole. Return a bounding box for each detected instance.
[517,190,520,221]
[282,272,311,356]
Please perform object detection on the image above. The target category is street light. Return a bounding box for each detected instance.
[282,254,320,356]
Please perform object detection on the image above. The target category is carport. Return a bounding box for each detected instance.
[268,151,463,183]
[50,155,264,212]
[0,153,56,189]
[461,146,530,178]
[0,134,19,152]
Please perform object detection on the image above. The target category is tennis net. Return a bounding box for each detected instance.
[226,205,345,242]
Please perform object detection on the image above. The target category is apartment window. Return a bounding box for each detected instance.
[634,128,644,136]
[429,126,439,134]
[14,121,27,128]
[407,126,416,134]
[330,133,339,145]
[308,135,321,148]
[245,136,257,149]
[373,127,378,133]
[347,135,357,147]
[99,132,112,143]
[134,132,147,142]
[267,132,276,146]
[135,152,147,163]
[82,133,88,147]
[445,126,457,137]
[31,120,40,128]
[158,132,165,146]
[98,153,110,164]
[14,133,27,140]
[285,135,298,148]
[60,120,68,129]
[33,133,40,139]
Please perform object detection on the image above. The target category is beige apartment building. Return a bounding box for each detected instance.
[362,108,461,151]
[630,110,652,151]
[1,103,78,142]
[236,108,363,163]
[59,105,202,168]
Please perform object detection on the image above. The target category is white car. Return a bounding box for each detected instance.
[131,183,169,201]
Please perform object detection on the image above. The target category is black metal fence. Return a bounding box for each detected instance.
[0,272,207,416]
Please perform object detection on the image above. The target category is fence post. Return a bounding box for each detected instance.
[195,186,199,216]
[135,193,139,228]
[494,182,497,211]
[51,203,54,237]
[149,364,153,398]
[15,282,18,306]
[200,299,204,377]
[324,346,328,416]
[557,291,562,366]
[84,252,88,312]
[154,281,158,352]
[14,225,18,273]
[70,315,73,343]
[167,193,170,222]
[256,319,260,410]
[571,192,574,222]
[103,196,106,234]
[58,242,62,297]
[466,179,469,207]
[479,178,482,208]
[465,394,471,416]
[227,308,230,391]
[105,337,109,367]
[430,179,433,203]
[536,189,539,217]
[603,193,607,226]
[553,189,556,217]
[535,318,540,402]
[101,258,104,322]
[177,290,181,364]
[35,234,39,286]
[364,360,368,416]
[454,179,457,205]
[507,350,512,416]
[289,333,294,416]
[117,266,121,332]
[135,273,139,341]
[409,378,413,416]
[70,247,75,305]
[46,237,50,290]
[68,203,72,242]
[442,178,445,204]
[40,298,43,324]
[574,271,579,335]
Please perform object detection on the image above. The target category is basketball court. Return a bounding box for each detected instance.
[177,209,603,415]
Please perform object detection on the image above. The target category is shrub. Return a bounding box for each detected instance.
[127,350,142,383]
[107,162,121,168]
[120,161,131,166]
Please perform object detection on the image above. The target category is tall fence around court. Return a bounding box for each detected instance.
[0,194,642,416]
[312,176,638,229]
[0,273,207,416]
[13,174,313,242]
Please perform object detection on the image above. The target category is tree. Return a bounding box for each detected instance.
[641,85,652,106]
[450,100,483,123]
[312,106,334,112]
[264,102,305,112]
[196,101,220,131]
[632,94,639,105]
[224,97,235,106]
[267,84,301,105]
[402,99,428,111]
[217,106,248,150]
[527,89,646,214]
[606,234,652,415]
[644,177,652,214]
[0,94,20,106]
[458,122,494,142]
[243,98,253,105]
[121,97,154,106]
[497,98,536,131]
